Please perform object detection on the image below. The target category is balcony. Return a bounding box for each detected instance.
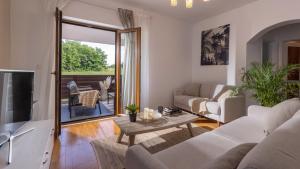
[61,75,115,123]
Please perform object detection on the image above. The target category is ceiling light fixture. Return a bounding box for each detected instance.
[186,0,193,8]
[171,0,210,8]
[171,0,178,7]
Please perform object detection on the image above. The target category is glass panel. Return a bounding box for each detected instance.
[120,31,138,114]
[60,23,116,123]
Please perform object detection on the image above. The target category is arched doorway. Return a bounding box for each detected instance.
[243,20,300,106]
[246,20,300,69]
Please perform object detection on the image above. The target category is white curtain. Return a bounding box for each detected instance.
[28,0,72,120]
[135,12,151,109]
[118,8,136,112]
[122,33,136,109]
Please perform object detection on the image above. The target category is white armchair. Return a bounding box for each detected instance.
[174,83,246,124]
[219,95,246,123]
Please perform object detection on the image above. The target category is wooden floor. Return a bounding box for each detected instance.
[50,117,218,169]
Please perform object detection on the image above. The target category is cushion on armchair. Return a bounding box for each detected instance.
[174,95,196,111]
[204,143,257,169]
[212,85,232,101]
[263,98,300,135]
[200,84,214,98]
[217,90,233,102]
[183,84,201,97]
[206,102,221,115]
[67,81,79,94]
[125,145,169,169]
[237,110,300,169]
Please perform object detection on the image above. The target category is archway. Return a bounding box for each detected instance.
[246,19,300,68]
[243,19,300,106]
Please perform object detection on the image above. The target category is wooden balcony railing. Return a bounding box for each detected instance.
[61,75,116,99]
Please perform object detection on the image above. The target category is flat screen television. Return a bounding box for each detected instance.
[0,70,34,134]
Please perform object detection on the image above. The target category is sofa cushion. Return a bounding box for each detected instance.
[212,85,232,101]
[154,132,237,169]
[237,109,300,169]
[213,116,266,144]
[263,98,300,135]
[200,84,216,98]
[206,102,221,115]
[204,143,257,169]
[183,84,200,97]
[174,95,196,111]
[125,145,169,169]
[217,90,233,102]
[190,98,209,113]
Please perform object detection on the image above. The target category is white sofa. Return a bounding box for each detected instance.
[174,83,245,123]
[125,98,300,169]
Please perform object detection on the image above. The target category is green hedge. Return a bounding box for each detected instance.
[62,40,108,72]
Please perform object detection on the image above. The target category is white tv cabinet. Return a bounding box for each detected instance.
[0,120,54,169]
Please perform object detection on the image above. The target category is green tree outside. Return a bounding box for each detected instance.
[62,40,114,75]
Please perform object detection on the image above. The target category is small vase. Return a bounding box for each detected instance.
[129,113,137,122]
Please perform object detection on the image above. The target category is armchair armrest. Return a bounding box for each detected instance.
[125,145,169,169]
[247,105,272,124]
[173,88,185,96]
[219,95,245,123]
[247,105,272,116]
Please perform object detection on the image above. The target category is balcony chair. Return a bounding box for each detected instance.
[67,81,102,118]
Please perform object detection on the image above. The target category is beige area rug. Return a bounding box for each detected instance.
[91,125,208,169]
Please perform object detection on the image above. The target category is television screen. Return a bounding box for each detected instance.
[0,70,34,133]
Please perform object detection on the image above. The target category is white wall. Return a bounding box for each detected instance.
[63,1,192,108]
[9,0,57,120]
[0,0,11,68]
[147,14,192,108]
[191,0,300,85]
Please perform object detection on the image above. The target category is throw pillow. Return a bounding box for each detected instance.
[67,81,80,104]
[211,85,232,101]
[184,84,200,97]
[263,98,300,135]
[217,90,233,102]
[67,81,79,93]
[237,111,300,169]
[204,143,257,169]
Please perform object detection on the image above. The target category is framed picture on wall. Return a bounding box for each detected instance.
[201,24,230,65]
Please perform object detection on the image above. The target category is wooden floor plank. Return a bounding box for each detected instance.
[50,117,217,169]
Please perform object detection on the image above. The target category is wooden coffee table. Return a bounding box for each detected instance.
[113,111,199,147]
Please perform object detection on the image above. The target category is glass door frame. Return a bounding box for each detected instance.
[55,16,120,132]
[116,28,142,114]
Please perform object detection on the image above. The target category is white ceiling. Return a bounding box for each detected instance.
[62,23,115,44]
[82,0,258,22]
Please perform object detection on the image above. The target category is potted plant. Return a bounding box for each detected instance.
[125,104,139,122]
[237,62,300,107]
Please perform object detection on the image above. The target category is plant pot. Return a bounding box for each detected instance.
[129,113,137,122]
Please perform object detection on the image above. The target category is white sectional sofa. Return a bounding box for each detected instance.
[125,98,300,169]
[174,83,245,123]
